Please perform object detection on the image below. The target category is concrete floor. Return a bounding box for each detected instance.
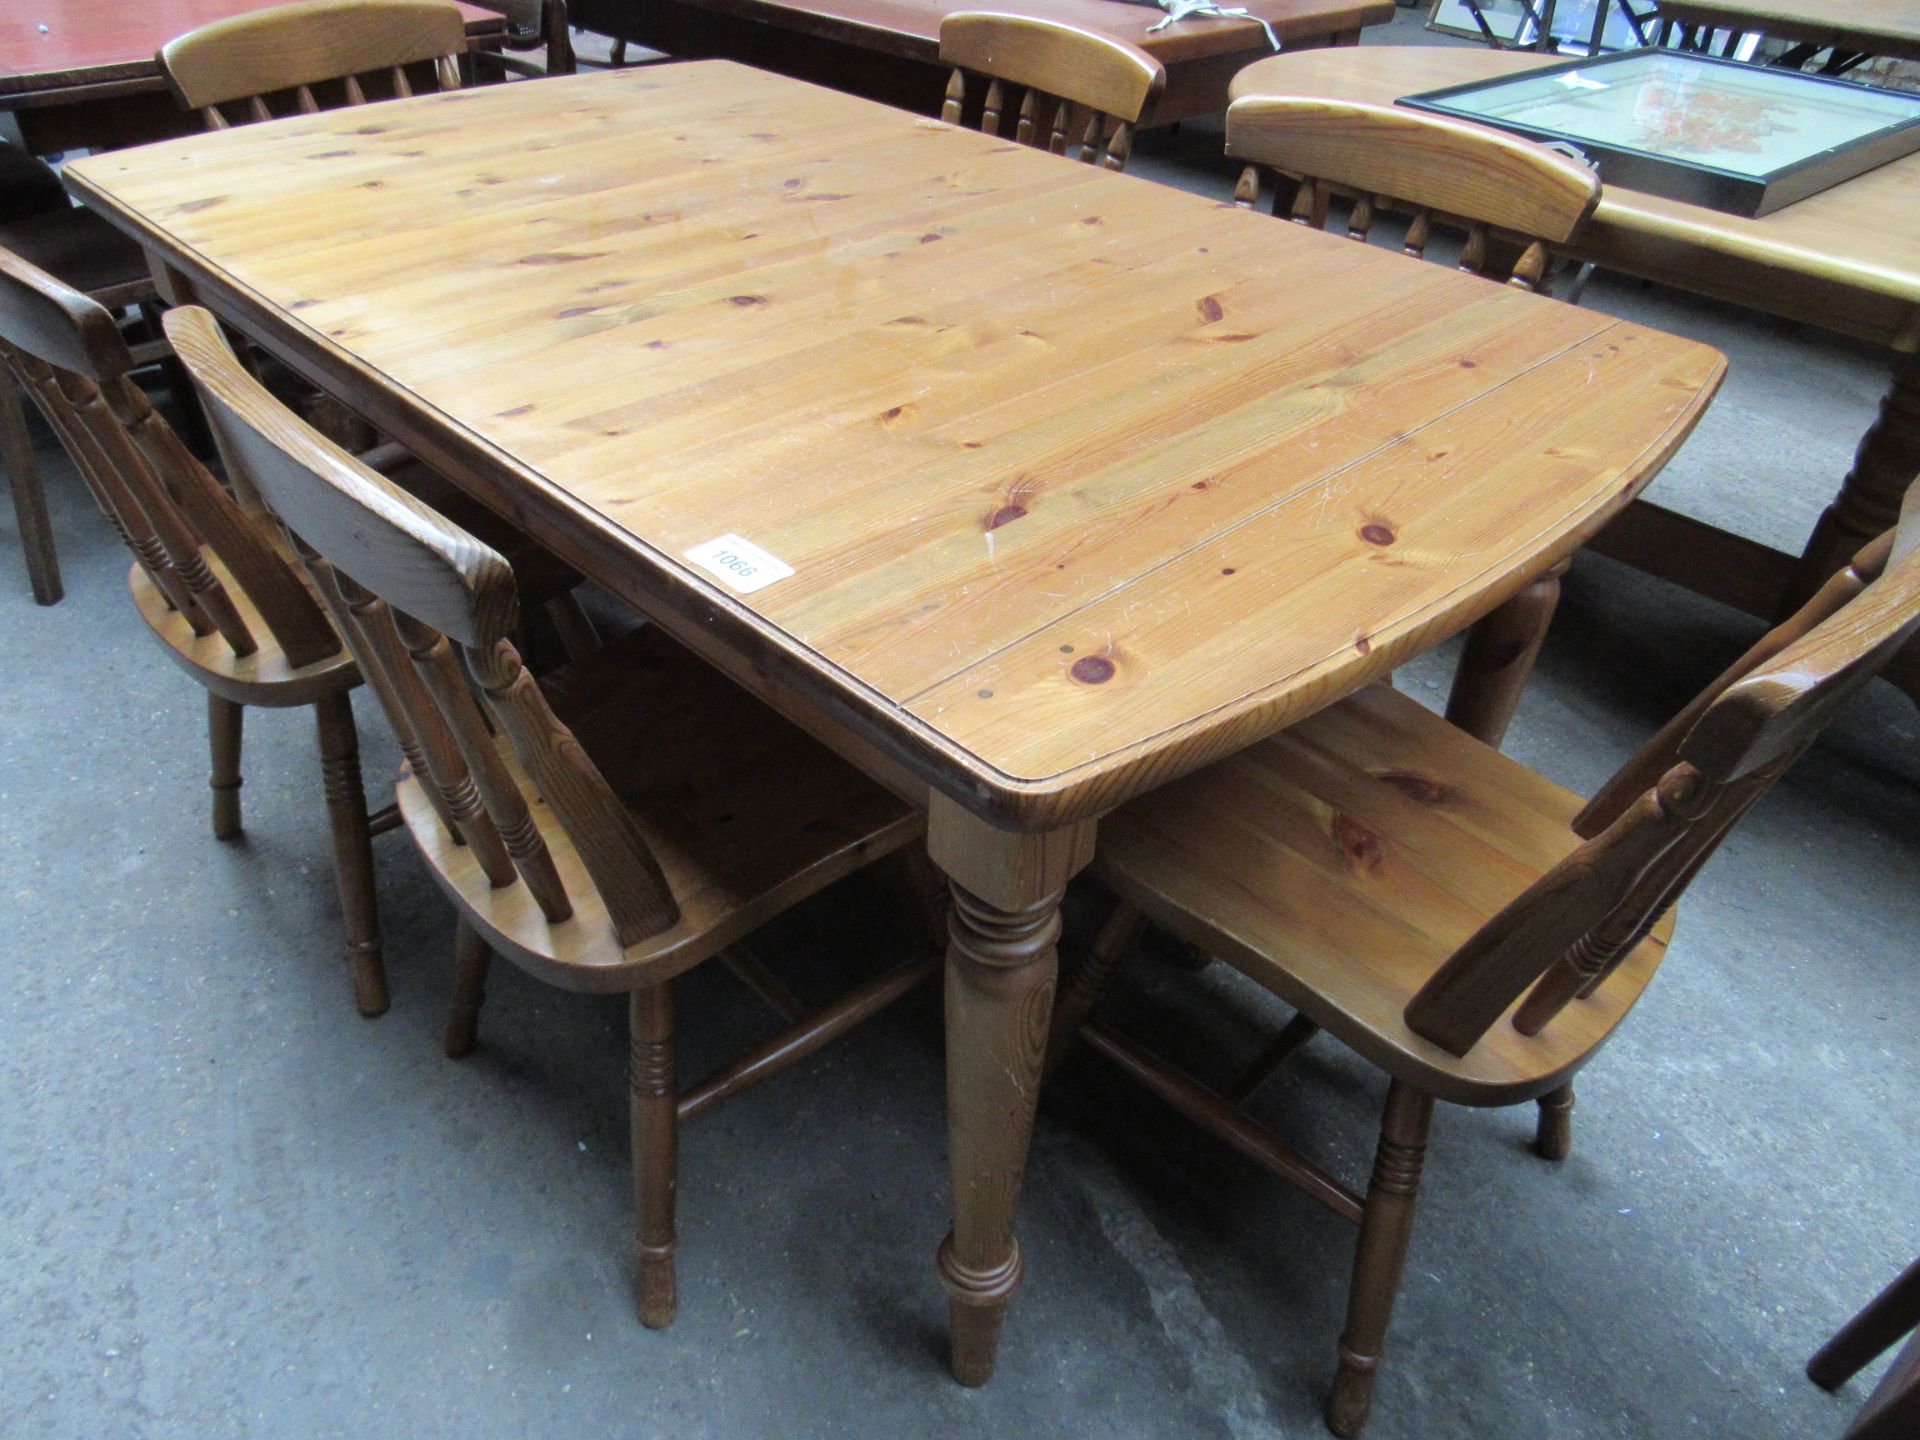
[4,13,1919,1440]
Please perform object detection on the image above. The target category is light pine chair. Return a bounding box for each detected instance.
[0,246,580,1015]
[1227,95,1605,750]
[1,143,176,606]
[159,0,469,125]
[938,12,1165,172]
[166,303,936,1330]
[1046,484,1920,1435]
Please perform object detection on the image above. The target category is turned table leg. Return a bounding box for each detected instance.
[1786,349,1920,614]
[927,795,1095,1387]
[1444,557,1569,749]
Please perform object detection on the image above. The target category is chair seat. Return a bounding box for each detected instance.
[1097,682,1672,1106]
[0,205,156,310]
[397,624,922,993]
[130,552,358,707]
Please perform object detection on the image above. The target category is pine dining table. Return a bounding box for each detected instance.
[64,61,1725,1384]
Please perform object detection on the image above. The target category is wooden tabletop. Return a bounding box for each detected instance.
[580,0,1395,66]
[0,0,503,104]
[1231,46,1920,348]
[67,63,1723,828]
[1659,0,1920,63]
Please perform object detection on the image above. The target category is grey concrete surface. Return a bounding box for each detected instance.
[3,13,1918,1439]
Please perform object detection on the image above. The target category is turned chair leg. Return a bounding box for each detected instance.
[1444,557,1569,749]
[444,918,493,1058]
[314,692,388,1017]
[630,981,679,1328]
[1329,1080,1436,1438]
[1042,899,1147,1080]
[208,694,245,840]
[1811,1256,1920,1391]
[1535,1083,1575,1161]
[1,373,62,606]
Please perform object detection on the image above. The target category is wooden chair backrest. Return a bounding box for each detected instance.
[0,246,338,668]
[159,0,467,128]
[939,13,1165,173]
[1406,483,1920,1057]
[1225,97,1602,292]
[163,304,683,949]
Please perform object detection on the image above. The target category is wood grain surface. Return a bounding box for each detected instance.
[68,62,1725,829]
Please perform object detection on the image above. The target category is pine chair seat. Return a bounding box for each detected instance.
[1097,682,1670,1106]
[397,623,922,991]
[130,546,360,705]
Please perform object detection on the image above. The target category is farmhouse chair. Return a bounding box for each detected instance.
[1,143,175,606]
[166,303,935,1330]
[1046,483,1920,1435]
[0,246,582,1016]
[938,13,1165,171]
[160,0,471,124]
[1228,95,1605,750]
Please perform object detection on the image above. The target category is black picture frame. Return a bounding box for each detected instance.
[1400,48,1920,217]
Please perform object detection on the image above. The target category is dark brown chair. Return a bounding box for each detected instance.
[1227,95,1605,751]
[1811,1256,1920,1440]
[938,12,1165,172]
[471,0,576,79]
[166,302,937,1330]
[1046,483,1920,1435]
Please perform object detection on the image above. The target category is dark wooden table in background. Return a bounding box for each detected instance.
[570,0,1394,123]
[0,0,504,153]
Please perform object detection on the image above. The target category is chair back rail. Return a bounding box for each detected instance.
[160,0,467,128]
[939,13,1164,172]
[165,304,685,950]
[1225,97,1601,292]
[1404,483,1920,1057]
[0,245,339,666]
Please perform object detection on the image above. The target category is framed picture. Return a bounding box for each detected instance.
[1401,48,1920,216]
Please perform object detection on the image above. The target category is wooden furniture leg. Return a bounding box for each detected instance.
[313,691,387,1017]
[444,917,493,1058]
[1811,1257,1920,1391]
[1,374,61,605]
[928,795,1095,1386]
[1787,349,1920,614]
[1329,1080,1435,1438]
[1535,1082,1574,1161]
[1444,557,1569,748]
[208,693,245,840]
[630,981,679,1329]
[1043,898,1145,1079]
